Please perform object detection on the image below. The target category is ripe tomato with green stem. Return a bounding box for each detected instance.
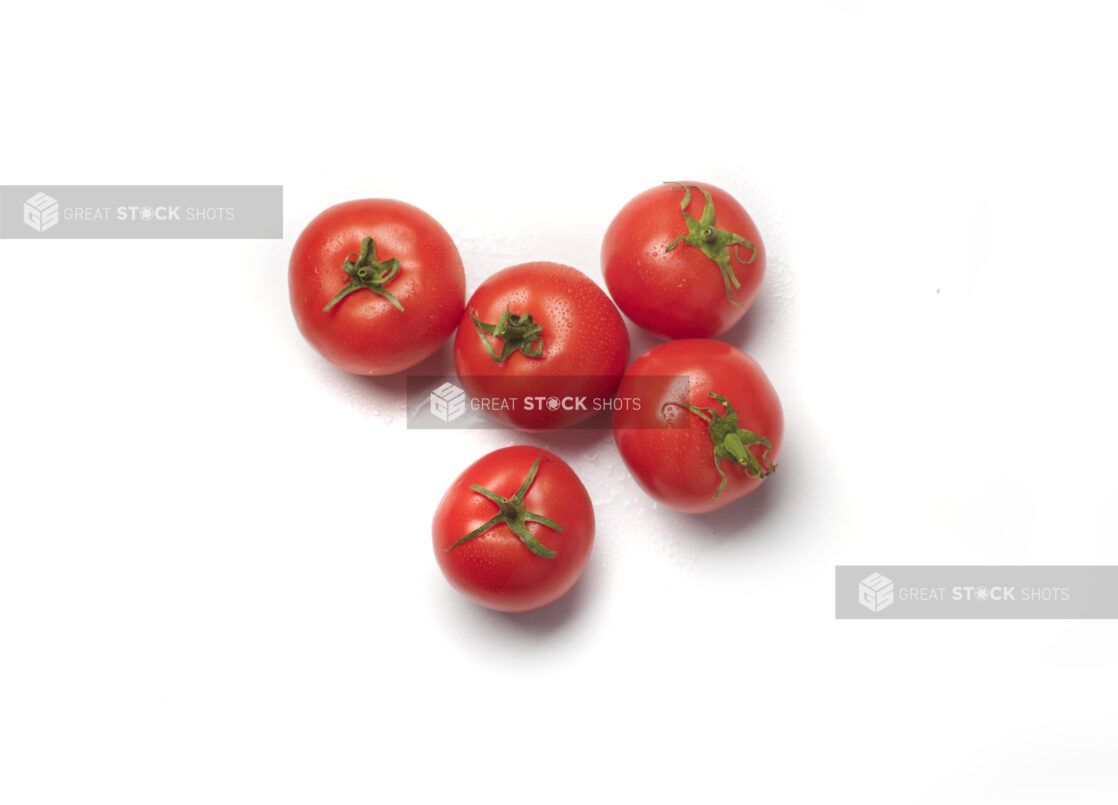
[602,181,766,339]
[289,199,465,375]
[432,446,595,612]
[453,262,630,430]
[613,339,783,514]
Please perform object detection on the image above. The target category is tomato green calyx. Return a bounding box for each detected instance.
[322,236,404,313]
[445,455,562,559]
[470,306,545,362]
[662,391,776,501]
[663,182,758,307]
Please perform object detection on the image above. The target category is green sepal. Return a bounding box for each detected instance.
[322,236,404,313]
[662,391,776,501]
[663,182,758,306]
[445,455,562,559]
[470,307,545,362]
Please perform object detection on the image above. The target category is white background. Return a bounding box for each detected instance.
[2,1,1117,802]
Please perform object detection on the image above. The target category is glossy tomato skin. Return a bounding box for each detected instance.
[453,262,630,430]
[613,340,783,514]
[602,182,765,339]
[289,199,465,375]
[432,446,595,612]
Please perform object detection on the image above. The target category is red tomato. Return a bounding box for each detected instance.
[601,181,766,339]
[613,339,783,513]
[453,262,630,430]
[432,446,595,612]
[289,199,465,375]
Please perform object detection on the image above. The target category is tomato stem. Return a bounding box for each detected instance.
[322,236,404,313]
[470,306,545,362]
[445,455,562,558]
[662,392,775,501]
[663,182,757,306]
